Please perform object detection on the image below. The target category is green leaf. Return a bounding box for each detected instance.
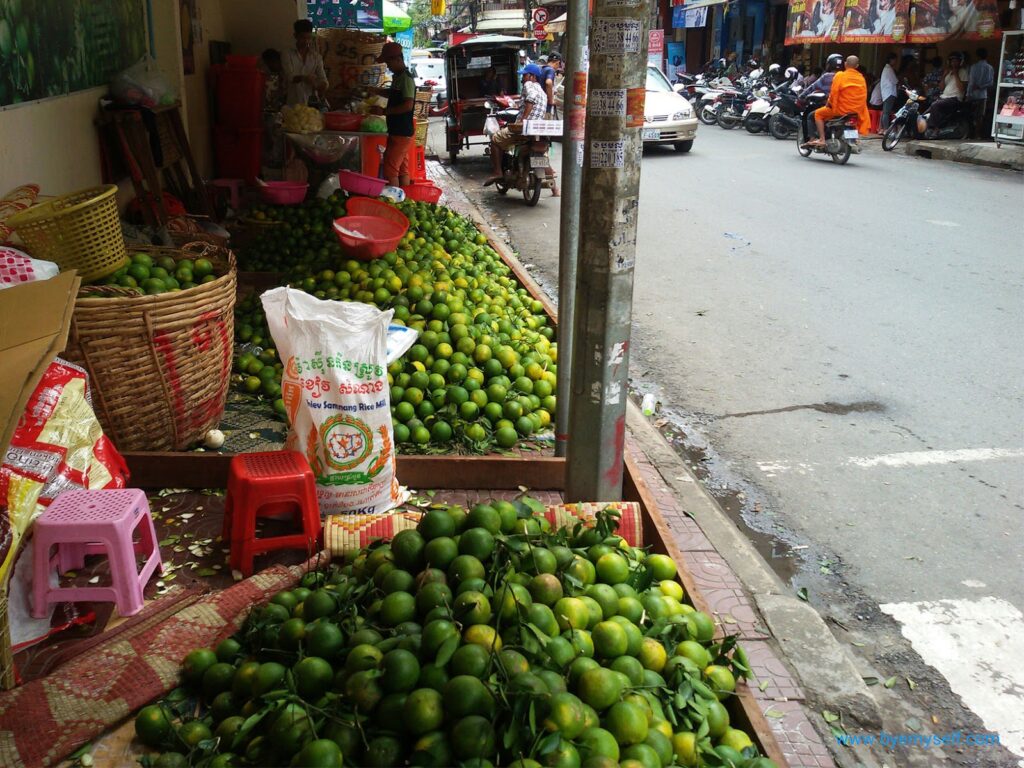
[197,568,217,577]
[822,709,840,723]
[759,679,771,692]
[520,496,545,516]
[435,634,460,667]
[764,708,784,718]
[906,677,917,690]
[884,676,898,689]
[537,733,561,755]
[796,587,809,601]
[862,676,879,686]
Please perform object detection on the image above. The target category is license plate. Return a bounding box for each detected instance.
[530,155,549,168]
[742,109,750,117]
[641,128,661,140]
[844,129,859,139]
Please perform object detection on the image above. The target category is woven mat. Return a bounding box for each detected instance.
[0,554,324,768]
[325,501,643,554]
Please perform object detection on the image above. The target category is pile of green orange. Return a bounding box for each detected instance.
[233,197,557,453]
[137,502,777,768]
[94,251,219,295]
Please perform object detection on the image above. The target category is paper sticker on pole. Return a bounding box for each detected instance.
[590,89,627,117]
[592,18,643,55]
[590,140,626,168]
[625,87,645,127]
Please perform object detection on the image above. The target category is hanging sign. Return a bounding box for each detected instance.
[431,0,446,15]
[533,8,549,25]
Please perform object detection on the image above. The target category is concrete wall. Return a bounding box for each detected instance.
[182,0,226,178]
[219,0,303,58]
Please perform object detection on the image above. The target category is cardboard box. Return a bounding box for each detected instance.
[0,271,80,457]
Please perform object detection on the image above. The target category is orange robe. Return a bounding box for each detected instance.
[823,68,872,134]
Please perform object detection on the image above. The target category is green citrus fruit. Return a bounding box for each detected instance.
[577,667,624,711]
[135,704,173,748]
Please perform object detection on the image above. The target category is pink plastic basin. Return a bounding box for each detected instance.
[260,181,308,205]
[338,171,387,198]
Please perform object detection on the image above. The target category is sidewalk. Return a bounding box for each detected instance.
[900,139,1024,171]
[425,155,856,768]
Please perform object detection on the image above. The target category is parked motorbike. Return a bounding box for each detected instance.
[769,87,802,140]
[882,89,971,151]
[483,101,553,206]
[716,87,750,130]
[795,92,862,164]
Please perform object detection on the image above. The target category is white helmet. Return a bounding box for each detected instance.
[785,66,799,79]
[768,63,781,73]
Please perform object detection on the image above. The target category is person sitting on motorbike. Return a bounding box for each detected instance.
[804,55,870,147]
[926,52,968,131]
[484,63,548,186]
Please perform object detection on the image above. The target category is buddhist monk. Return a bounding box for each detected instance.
[807,55,872,147]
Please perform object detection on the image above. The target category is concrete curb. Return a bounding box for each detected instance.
[901,139,1024,171]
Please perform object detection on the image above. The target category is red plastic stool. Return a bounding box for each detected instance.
[868,109,881,134]
[411,144,427,182]
[222,451,321,577]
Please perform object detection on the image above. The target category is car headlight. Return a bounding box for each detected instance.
[672,110,690,120]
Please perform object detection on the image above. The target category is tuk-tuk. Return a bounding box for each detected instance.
[444,35,527,164]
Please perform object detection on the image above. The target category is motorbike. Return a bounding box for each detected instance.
[881,89,972,151]
[483,101,554,206]
[742,81,786,134]
[795,92,862,164]
[768,87,803,140]
[716,87,751,130]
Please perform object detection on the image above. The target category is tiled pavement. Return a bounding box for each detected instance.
[427,157,840,768]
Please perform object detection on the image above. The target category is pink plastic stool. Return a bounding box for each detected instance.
[31,489,164,618]
[211,178,245,210]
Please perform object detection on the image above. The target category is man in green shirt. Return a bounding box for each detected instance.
[370,42,416,187]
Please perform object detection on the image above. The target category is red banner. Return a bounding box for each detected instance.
[786,0,999,44]
[838,0,911,43]
[907,0,1000,42]
[785,0,842,45]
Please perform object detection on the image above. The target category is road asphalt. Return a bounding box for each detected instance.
[430,119,1024,766]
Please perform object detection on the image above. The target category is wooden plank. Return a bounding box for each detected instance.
[623,449,789,767]
[123,451,564,491]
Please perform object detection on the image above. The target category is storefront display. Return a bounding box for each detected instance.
[994,31,1024,146]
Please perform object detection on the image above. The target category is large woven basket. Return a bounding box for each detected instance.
[64,242,236,451]
[6,185,127,282]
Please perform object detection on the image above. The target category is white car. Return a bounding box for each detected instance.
[642,66,698,152]
[411,57,446,104]
[554,65,697,152]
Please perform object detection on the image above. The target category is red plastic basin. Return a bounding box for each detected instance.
[345,197,411,230]
[401,182,442,204]
[323,112,365,131]
[338,171,387,197]
[260,181,308,205]
[332,215,408,261]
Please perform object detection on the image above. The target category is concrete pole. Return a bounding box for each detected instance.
[554,0,589,457]
[565,0,650,501]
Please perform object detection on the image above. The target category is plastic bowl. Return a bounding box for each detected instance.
[345,197,411,230]
[323,112,366,131]
[333,215,408,261]
[260,181,308,205]
[401,182,442,204]
[338,170,387,198]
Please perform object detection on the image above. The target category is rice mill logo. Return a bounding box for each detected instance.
[320,414,373,471]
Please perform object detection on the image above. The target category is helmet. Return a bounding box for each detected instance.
[747,58,758,68]
[718,58,726,68]
[826,53,843,71]
[538,55,549,64]
[785,66,799,80]
[549,52,562,62]
[519,63,543,79]
[768,63,781,73]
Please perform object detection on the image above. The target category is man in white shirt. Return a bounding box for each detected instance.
[926,52,968,131]
[878,52,899,131]
[282,19,328,107]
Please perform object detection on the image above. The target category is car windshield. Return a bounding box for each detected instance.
[414,60,444,79]
[646,67,672,93]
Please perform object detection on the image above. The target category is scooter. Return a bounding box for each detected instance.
[795,92,862,165]
[484,101,553,206]
[882,89,972,151]
[769,88,803,140]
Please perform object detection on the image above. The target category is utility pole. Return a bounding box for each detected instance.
[565,0,649,501]
[554,0,589,458]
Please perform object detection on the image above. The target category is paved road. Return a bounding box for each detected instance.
[434,122,1024,764]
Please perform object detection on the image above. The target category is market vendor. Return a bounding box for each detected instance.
[282,19,328,107]
[368,42,416,187]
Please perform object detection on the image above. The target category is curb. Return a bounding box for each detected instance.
[901,139,1024,171]
[423,155,883,766]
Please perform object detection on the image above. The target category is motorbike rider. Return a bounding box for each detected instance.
[484,63,548,186]
[927,52,968,132]
[804,55,870,148]
[799,54,842,136]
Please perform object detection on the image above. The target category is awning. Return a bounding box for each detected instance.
[381,0,411,34]
[547,13,567,34]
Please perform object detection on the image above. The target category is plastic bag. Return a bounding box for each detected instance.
[0,359,129,584]
[0,246,59,289]
[360,115,388,133]
[110,55,176,107]
[261,288,414,515]
[484,115,500,136]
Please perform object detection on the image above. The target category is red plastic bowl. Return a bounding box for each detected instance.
[323,112,365,131]
[401,182,442,204]
[346,197,410,229]
[260,181,308,205]
[338,171,387,197]
[333,215,408,261]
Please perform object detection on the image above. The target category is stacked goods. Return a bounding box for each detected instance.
[90,249,219,295]
[136,504,777,768]
[282,105,325,134]
[234,194,557,453]
[317,29,387,103]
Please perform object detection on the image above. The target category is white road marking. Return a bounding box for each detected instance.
[926,219,961,227]
[962,580,988,589]
[757,447,1024,474]
[880,597,1024,764]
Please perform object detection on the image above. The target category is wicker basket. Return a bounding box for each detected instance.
[0,592,13,690]
[414,89,432,120]
[64,242,236,451]
[415,121,429,147]
[6,185,128,282]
